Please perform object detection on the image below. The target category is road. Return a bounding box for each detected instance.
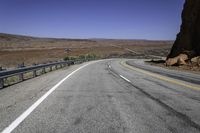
[0,59,200,133]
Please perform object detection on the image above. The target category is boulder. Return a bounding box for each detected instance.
[166,54,188,66]
[191,56,200,66]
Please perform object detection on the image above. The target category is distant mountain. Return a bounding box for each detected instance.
[0,33,35,42]
[0,33,174,43]
[0,33,94,43]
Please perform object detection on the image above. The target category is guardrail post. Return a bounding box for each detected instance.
[42,68,46,73]
[55,65,58,69]
[33,70,37,77]
[19,73,24,81]
[0,78,4,89]
[50,66,52,71]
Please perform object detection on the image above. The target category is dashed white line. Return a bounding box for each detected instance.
[119,75,131,83]
[1,61,96,133]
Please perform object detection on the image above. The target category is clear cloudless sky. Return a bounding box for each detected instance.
[0,0,185,40]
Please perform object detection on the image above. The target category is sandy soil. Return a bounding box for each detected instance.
[0,33,173,68]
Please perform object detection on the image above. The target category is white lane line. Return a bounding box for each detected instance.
[119,75,131,83]
[108,65,111,68]
[2,62,95,133]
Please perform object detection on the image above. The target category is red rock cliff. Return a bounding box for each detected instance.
[166,0,200,65]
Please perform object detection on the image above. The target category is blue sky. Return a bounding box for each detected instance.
[0,0,185,40]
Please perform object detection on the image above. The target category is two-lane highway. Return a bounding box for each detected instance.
[0,59,200,133]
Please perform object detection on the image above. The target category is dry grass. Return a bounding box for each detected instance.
[0,33,173,68]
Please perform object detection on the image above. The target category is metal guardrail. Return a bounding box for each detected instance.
[0,59,90,89]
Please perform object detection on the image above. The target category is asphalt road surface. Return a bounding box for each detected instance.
[0,59,200,133]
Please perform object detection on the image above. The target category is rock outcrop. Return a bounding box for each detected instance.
[166,0,200,66]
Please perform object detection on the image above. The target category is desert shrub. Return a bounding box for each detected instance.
[64,54,99,62]
[85,54,98,60]
[64,56,78,61]
[78,55,85,60]
[64,56,70,61]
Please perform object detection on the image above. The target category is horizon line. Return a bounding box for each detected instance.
[0,32,175,41]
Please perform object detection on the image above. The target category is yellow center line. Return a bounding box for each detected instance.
[120,61,200,91]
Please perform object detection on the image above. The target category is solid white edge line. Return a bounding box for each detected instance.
[1,61,95,133]
[119,75,131,83]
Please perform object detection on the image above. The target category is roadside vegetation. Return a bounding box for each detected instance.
[64,53,99,61]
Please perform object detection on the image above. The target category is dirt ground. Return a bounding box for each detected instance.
[0,33,173,69]
[146,59,200,74]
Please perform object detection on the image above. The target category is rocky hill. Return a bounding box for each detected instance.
[166,0,200,66]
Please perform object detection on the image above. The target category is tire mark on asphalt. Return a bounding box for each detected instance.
[73,116,83,125]
[107,63,200,132]
[144,78,200,102]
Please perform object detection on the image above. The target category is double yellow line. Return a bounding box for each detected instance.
[120,61,200,91]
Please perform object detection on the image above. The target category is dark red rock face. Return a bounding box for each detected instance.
[167,0,200,59]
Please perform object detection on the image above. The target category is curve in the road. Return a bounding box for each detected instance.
[121,61,200,91]
[108,63,200,132]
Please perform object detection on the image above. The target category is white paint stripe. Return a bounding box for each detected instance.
[2,62,95,133]
[108,65,111,68]
[119,75,131,83]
